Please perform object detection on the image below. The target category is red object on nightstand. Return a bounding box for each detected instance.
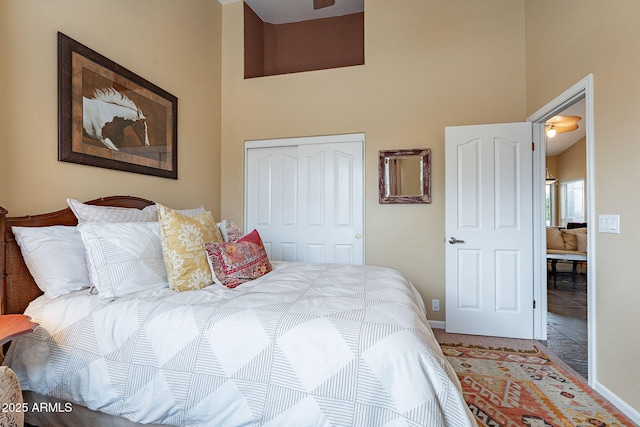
[0,314,38,346]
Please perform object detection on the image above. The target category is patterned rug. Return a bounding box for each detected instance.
[439,343,636,427]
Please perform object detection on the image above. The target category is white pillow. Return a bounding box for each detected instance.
[173,206,207,218]
[217,219,228,242]
[12,226,91,298]
[68,198,157,223]
[216,219,245,242]
[77,222,169,302]
[67,198,205,223]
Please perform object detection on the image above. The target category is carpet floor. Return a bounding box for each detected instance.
[434,330,636,427]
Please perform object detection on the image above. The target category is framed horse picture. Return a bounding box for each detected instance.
[58,32,178,179]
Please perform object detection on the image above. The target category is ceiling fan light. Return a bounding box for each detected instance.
[546,127,556,138]
[546,115,581,136]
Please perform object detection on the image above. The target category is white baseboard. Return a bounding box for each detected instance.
[594,380,640,424]
[428,320,445,330]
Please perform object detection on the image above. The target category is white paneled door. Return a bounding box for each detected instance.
[246,135,364,265]
[445,123,534,339]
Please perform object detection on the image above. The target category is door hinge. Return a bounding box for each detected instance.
[533,300,536,309]
[532,142,535,151]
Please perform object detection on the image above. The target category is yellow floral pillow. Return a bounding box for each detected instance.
[157,204,223,291]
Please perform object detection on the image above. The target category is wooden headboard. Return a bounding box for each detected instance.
[0,196,155,315]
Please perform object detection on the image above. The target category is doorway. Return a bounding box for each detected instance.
[543,98,588,379]
[528,74,595,387]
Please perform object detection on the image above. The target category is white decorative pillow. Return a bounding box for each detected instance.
[225,221,244,242]
[77,222,168,302]
[12,226,91,298]
[67,198,206,223]
[68,198,157,223]
[216,220,228,242]
[216,220,244,242]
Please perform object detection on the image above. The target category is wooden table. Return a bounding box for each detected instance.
[547,253,587,289]
[0,314,38,346]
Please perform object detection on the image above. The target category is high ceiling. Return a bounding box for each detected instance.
[217,0,582,156]
[239,0,364,24]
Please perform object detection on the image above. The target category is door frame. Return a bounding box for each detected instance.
[527,74,595,387]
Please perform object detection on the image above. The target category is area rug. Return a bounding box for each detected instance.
[439,342,636,427]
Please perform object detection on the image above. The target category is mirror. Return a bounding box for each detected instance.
[379,148,431,204]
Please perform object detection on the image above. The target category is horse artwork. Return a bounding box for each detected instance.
[82,87,150,151]
[59,32,177,178]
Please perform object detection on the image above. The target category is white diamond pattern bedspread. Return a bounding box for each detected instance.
[5,262,474,427]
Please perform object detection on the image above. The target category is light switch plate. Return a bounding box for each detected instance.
[598,214,620,234]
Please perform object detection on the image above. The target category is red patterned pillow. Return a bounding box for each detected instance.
[204,229,272,289]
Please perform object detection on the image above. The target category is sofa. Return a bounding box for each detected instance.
[546,225,587,288]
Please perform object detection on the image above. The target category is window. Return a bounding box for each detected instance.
[545,183,556,226]
[559,179,585,227]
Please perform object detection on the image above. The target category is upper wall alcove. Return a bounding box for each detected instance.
[242,0,365,78]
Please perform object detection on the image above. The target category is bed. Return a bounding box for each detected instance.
[0,196,476,427]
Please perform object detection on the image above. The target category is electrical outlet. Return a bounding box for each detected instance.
[432,299,440,311]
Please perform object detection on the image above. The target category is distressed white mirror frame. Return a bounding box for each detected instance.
[378,148,431,204]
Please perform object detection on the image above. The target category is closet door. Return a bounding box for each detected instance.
[245,136,364,265]
[246,145,299,261]
[298,141,363,264]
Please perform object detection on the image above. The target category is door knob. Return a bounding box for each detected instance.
[448,237,465,244]
[355,233,362,239]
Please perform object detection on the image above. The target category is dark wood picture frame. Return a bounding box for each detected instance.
[58,32,178,179]
[379,148,431,204]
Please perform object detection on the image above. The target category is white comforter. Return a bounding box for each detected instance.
[5,262,475,427]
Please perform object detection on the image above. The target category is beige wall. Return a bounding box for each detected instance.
[0,0,222,218]
[546,138,586,225]
[527,0,640,413]
[221,0,527,320]
[557,137,586,183]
